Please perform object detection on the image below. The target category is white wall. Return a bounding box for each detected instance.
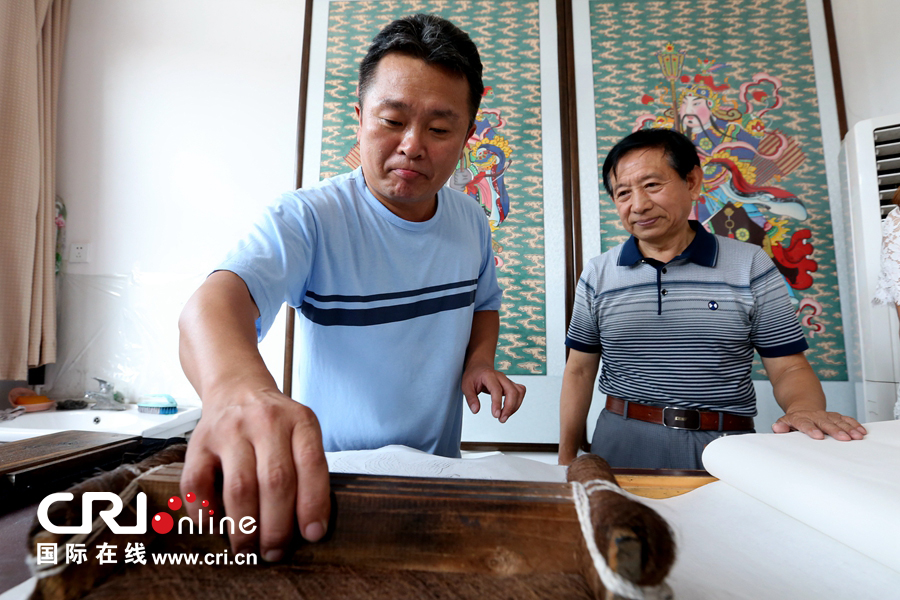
[832,0,900,128]
[829,0,900,423]
[40,0,897,428]
[51,0,305,401]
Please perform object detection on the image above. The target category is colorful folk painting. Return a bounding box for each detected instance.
[318,1,548,375]
[588,0,846,380]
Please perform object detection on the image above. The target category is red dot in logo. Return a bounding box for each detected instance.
[168,496,182,511]
[208,509,215,516]
[152,512,174,534]
[201,499,209,507]
[186,492,196,503]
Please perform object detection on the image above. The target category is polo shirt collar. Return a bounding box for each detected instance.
[618,220,718,267]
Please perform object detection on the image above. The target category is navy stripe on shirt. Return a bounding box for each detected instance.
[305,279,478,303]
[300,289,477,327]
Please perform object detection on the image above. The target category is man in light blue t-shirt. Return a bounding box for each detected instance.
[178,15,525,562]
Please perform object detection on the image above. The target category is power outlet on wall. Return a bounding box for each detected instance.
[70,243,90,263]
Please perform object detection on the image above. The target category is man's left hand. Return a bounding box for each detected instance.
[772,410,867,441]
[461,365,525,423]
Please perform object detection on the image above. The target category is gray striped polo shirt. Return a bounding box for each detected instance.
[565,222,808,416]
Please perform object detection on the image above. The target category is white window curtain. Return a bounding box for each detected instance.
[0,0,70,379]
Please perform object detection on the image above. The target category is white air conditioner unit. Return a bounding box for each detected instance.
[838,113,900,422]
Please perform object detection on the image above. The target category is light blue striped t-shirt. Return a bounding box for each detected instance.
[218,168,502,456]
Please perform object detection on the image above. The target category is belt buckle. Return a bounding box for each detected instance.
[663,407,701,430]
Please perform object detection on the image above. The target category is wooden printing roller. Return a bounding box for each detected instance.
[29,446,675,600]
[567,454,675,598]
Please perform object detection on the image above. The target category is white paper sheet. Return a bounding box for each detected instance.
[643,481,900,599]
[701,420,900,573]
[326,445,568,483]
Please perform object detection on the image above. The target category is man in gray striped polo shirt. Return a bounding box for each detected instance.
[559,129,866,470]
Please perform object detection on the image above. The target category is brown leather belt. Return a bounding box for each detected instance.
[605,395,754,432]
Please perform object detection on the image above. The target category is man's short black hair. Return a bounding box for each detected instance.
[602,129,701,196]
[358,14,484,123]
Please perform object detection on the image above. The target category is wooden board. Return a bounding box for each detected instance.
[617,474,717,499]
[28,448,693,600]
[0,431,140,475]
[0,431,141,511]
[139,465,590,577]
[30,459,682,600]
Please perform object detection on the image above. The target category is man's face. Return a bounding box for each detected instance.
[355,53,476,221]
[609,147,701,248]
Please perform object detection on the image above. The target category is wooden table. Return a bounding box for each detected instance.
[21,446,713,600]
[0,433,176,595]
[3,438,717,599]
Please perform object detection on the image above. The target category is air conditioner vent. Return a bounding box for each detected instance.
[875,141,900,157]
[875,123,900,218]
[874,124,900,144]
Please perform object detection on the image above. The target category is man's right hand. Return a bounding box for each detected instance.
[180,387,331,562]
[178,271,330,562]
[558,348,602,466]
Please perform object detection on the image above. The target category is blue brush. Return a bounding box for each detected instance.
[137,394,178,415]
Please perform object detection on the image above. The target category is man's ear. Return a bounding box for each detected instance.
[460,123,477,159]
[686,164,704,198]
[354,103,362,141]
